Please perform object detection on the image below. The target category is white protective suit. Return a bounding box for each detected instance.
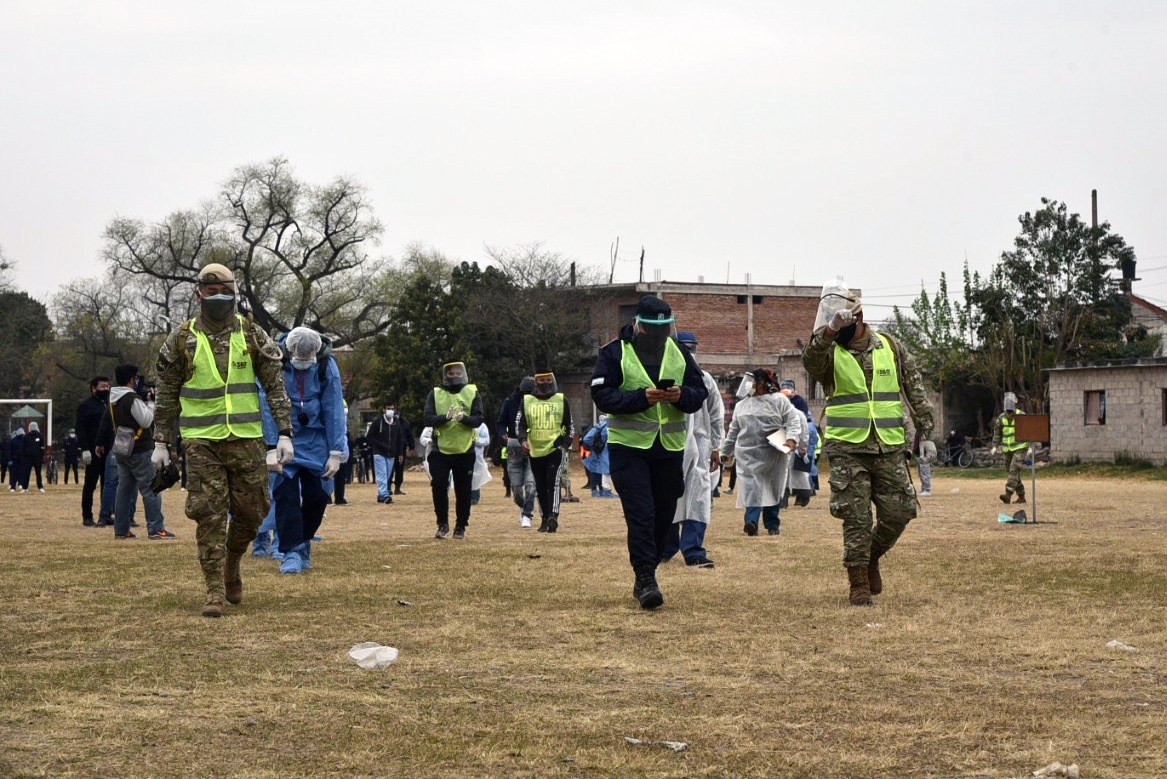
[723,392,806,509]
[674,370,725,525]
[472,422,492,490]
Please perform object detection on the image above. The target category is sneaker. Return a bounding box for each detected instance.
[376,496,388,504]
[435,524,450,539]
[743,522,758,536]
[39,488,45,493]
[520,514,532,529]
[918,491,931,497]
[537,520,550,533]
[385,494,393,504]
[114,532,137,540]
[452,526,466,540]
[686,557,715,569]
[394,488,405,495]
[723,488,733,495]
[82,519,96,527]
[95,519,113,528]
[148,529,178,540]
[546,517,558,533]
[335,499,349,506]
[767,528,781,536]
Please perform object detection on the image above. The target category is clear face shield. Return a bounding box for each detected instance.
[532,372,558,399]
[735,372,756,400]
[813,276,861,332]
[442,362,469,389]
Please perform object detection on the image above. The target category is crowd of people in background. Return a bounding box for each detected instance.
[6,268,993,615]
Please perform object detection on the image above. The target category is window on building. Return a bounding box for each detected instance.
[1162,388,1167,426]
[1084,390,1106,425]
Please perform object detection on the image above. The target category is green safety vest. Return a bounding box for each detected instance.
[824,333,905,446]
[1000,412,1027,452]
[432,384,478,455]
[179,316,262,440]
[523,394,566,458]
[608,340,687,451]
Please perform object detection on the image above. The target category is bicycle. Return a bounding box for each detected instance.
[937,443,973,468]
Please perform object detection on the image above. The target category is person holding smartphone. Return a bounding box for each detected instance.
[589,295,708,610]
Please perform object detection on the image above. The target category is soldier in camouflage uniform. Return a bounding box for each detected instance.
[990,392,1027,504]
[801,281,934,606]
[151,264,293,617]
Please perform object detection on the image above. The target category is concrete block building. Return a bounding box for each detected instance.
[1047,357,1167,465]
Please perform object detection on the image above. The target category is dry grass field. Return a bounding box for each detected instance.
[2,463,1166,778]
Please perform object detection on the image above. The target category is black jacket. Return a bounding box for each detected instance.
[75,395,106,453]
[590,325,708,420]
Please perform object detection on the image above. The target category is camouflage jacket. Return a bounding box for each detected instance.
[153,314,292,445]
[801,327,934,455]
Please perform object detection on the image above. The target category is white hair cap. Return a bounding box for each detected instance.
[285,327,322,360]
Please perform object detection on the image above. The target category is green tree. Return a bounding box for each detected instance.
[0,290,53,398]
[967,198,1151,411]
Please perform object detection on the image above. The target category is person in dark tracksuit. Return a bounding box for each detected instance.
[590,295,708,610]
[516,372,575,533]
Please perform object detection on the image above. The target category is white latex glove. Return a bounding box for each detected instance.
[276,435,295,465]
[81,450,92,466]
[989,446,998,455]
[453,409,465,423]
[921,440,937,460]
[446,405,458,420]
[828,308,855,331]
[322,451,342,479]
[266,448,282,473]
[151,443,170,468]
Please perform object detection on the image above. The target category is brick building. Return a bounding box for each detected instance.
[559,281,832,427]
[1047,357,1167,465]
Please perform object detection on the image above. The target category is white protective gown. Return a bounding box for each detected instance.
[673,370,725,525]
[723,392,806,509]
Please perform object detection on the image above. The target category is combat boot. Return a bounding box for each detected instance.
[847,565,873,606]
[999,491,1013,504]
[203,572,226,618]
[1014,492,1026,504]
[224,550,243,605]
[868,553,884,596]
[632,566,664,610]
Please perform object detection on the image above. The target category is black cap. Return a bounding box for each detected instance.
[635,295,674,324]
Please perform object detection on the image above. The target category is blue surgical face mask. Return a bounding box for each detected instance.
[290,358,316,371]
[384,409,395,419]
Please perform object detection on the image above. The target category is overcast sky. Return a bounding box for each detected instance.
[3,1,1166,318]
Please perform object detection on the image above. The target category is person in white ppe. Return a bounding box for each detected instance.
[660,332,724,567]
[721,368,804,536]
[258,326,348,574]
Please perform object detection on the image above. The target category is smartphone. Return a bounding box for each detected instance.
[656,379,675,389]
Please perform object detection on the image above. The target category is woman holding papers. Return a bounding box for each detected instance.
[721,368,805,536]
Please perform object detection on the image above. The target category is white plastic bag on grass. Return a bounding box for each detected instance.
[348,642,399,669]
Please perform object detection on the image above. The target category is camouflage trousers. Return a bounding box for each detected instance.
[183,437,270,593]
[827,451,917,568]
[1003,450,1027,496]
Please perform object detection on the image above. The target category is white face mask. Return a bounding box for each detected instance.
[384,409,395,419]
[290,358,316,371]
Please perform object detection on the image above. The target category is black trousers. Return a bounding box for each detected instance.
[393,455,405,492]
[81,454,106,519]
[530,449,564,521]
[427,448,475,528]
[609,444,685,572]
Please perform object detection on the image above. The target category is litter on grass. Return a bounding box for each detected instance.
[348,642,399,669]
[624,737,687,752]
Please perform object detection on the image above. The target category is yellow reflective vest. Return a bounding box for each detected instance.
[433,385,478,455]
[1000,412,1027,452]
[824,333,905,446]
[608,340,687,451]
[178,316,262,440]
[523,394,566,458]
